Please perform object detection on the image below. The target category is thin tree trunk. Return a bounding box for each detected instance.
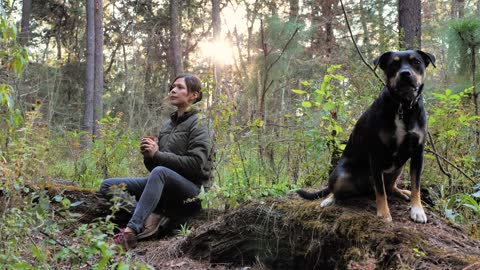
[19,0,31,46]
[212,0,221,97]
[399,0,421,49]
[83,0,95,147]
[359,0,371,58]
[93,0,104,140]
[320,0,338,58]
[289,0,299,22]
[472,47,479,144]
[310,0,322,58]
[169,0,183,78]
[451,0,465,18]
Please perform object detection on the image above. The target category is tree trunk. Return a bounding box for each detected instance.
[289,0,299,22]
[181,197,480,269]
[472,47,479,144]
[93,0,104,140]
[399,0,421,49]
[451,0,465,18]
[169,0,183,78]
[19,0,31,46]
[310,0,323,58]
[320,0,338,58]
[212,0,222,97]
[83,0,95,147]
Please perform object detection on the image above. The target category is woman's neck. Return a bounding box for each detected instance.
[176,105,192,117]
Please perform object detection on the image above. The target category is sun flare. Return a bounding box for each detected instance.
[199,40,234,66]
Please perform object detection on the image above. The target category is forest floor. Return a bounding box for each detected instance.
[14,181,480,270]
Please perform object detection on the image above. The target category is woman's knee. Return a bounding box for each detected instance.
[99,178,116,196]
[150,166,170,181]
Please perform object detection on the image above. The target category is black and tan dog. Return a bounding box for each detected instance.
[297,50,435,223]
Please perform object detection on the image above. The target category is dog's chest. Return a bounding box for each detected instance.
[394,115,407,145]
[379,114,425,150]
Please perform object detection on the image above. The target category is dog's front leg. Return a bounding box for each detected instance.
[410,145,427,223]
[370,155,392,222]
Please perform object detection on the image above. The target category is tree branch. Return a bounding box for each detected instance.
[426,132,476,185]
[339,0,386,86]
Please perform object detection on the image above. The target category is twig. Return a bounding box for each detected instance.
[39,230,93,268]
[426,131,452,182]
[339,0,386,86]
[426,133,476,185]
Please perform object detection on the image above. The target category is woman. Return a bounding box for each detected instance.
[99,74,214,250]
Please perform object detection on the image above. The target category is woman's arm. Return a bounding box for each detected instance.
[143,118,213,183]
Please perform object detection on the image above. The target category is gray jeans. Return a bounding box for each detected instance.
[99,166,201,233]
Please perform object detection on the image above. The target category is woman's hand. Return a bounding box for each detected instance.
[140,137,159,159]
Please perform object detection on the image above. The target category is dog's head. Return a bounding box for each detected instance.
[374,50,435,102]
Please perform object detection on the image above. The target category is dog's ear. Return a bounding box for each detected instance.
[373,51,393,72]
[416,50,436,68]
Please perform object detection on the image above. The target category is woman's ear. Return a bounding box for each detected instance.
[190,92,199,102]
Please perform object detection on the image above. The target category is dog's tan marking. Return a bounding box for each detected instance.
[409,54,416,60]
[413,73,424,85]
[393,56,400,61]
[376,193,392,222]
[410,169,427,223]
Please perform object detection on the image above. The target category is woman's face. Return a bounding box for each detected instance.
[168,77,198,108]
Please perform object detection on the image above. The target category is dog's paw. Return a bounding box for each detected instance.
[320,195,335,208]
[393,188,411,201]
[410,207,427,223]
[376,212,393,222]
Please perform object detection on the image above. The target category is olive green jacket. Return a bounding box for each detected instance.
[143,109,214,187]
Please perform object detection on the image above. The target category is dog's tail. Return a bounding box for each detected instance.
[296,187,330,200]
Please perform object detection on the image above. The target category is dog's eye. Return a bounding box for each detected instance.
[414,59,421,65]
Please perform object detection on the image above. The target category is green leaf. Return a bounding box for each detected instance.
[301,101,312,108]
[301,81,312,87]
[292,89,307,94]
[323,102,335,111]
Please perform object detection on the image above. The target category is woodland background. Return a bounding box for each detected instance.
[0,0,479,268]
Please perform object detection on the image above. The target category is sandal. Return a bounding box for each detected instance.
[113,228,137,250]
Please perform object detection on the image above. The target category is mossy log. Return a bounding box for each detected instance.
[180,194,480,270]
[15,181,480,269]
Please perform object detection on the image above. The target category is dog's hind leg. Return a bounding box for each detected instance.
[385,167,411,201]
[320,193,335,207]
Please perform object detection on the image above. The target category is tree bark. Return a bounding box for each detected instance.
[19,0,31,46]
[93,0,104,140]
[212,0,222,97]
[169,0,183,79]
[289,0,299,22]
[83,0,95,147]
[399,0,421,49]
[451,0,465,18]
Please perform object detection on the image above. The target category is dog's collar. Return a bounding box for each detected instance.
[386,85,423,119]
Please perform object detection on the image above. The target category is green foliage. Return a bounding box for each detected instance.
[48,113,145,188]
[175,223,192,237]
[424,87,479,185]
[0,188,153,269]
[447,17,480,75]
[0,9,27,153]
[292,64,349,185]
